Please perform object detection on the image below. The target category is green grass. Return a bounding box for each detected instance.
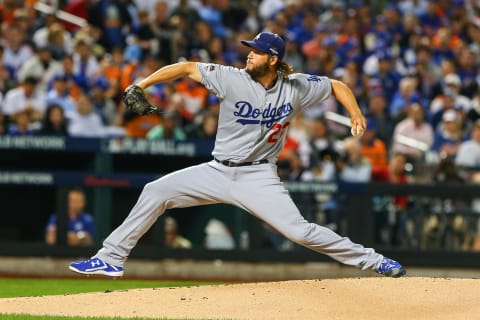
[0,277,220,298]
[0,316,181,320]
[0,277,226,320]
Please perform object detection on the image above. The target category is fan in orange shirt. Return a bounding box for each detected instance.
[359,118,388,176]
[175,77,209,121]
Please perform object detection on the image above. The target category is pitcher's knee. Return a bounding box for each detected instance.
[283,222,314,244]
[142,179,169,198]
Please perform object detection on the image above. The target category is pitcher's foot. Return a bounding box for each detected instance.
[375,257,406,277]
[69,257,124,277]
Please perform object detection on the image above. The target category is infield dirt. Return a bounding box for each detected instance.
[0,277,478,320]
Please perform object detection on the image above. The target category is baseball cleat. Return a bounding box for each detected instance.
[375,257,406,277]
[69,257,124,277]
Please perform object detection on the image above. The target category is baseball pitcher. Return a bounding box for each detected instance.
[70,32,406,278]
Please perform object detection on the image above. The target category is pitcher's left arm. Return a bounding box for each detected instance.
[330,79,366,136]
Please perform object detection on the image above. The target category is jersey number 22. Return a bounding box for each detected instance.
[268,122,290,143]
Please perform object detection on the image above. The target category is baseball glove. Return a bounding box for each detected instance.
[123,85,158,115]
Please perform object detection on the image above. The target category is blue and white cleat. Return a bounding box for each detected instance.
[376,257,406,278]
[69,257,124,277]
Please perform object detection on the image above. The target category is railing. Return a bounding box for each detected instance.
[33,2,87,28]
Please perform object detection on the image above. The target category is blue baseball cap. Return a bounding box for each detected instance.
[240,32,285,60]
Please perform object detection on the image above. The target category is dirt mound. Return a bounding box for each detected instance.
[0,277,479,320]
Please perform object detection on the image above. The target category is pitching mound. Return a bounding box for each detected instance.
[0,277,479,319]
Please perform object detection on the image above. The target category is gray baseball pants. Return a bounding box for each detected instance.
[95,160,383,270]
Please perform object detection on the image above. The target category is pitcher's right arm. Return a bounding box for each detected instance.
[136,61,202,90]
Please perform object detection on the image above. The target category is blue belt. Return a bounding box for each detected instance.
[214,158,269,167]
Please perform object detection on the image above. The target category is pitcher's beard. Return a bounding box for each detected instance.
[246,61,271,80]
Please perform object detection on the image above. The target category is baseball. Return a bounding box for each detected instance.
[351,127,363,136]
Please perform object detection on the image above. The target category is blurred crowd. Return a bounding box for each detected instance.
[1,0,480,185]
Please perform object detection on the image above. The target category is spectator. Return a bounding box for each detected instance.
[455,119,480,169]
[287,110,310,148]
[392,103,434,161]
[283,32,304,72]
[336,137,372,183]
[430,73,472,119]
[466,21,480,66]
[456,118,480,217]
[205,35,227,64]
[327,136,372,233]
[175,76,209,121]
[399,0,428,17]
[365,89,395,147]
[197,0,228,39]
[337,59,363,100]
[100,46,124,90]
[17,46,63,93]
[456,48,478,98]
[1,23,34,77]
[0,62,17,95]
[45,187,94,246]
[33,14,73,51]
[2,76,46,122]
[431,27,457,65]
[147,110,187,140]
[44,22,73,60]
[300,116,339,174]
[301,24,330,61]
[123,112,162,138]
[313,35,338,76]
[46,74,77,116]
[87,0,133,51]
[278,148,315,182]
[130,10,157,60]
[150,0,177,64]
[278,132,299,163]
[432,109,467,159]
[373,50,402,106]
[188,92,220,127]
[289,10,318,47]
[319,2,346,30]
[389,76,421,121]
[32,13,55,47]
[59,54,87,96]
[164,216,192,249]
[67,91,105,137]
[0,0,20,27]
[258,0,286,21]
[411,45,441,99]
[374,152,413,246]
[72,39,99,87]
[14,7,40,43]
[418,3,445,37]
[39,104,69,136]
[89,76,118,126]
[7,108,36,135]
[186,111,218,140]
[359,118,388,177]
[170,0,202,36]
[204,218,235,250]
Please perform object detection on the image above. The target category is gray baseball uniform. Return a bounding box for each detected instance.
[95,63,383,270]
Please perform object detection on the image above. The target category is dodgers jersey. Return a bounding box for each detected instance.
[197,62,332,163]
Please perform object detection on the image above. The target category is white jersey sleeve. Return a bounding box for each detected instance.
[289,74,332,110]
[196,63,237,99]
